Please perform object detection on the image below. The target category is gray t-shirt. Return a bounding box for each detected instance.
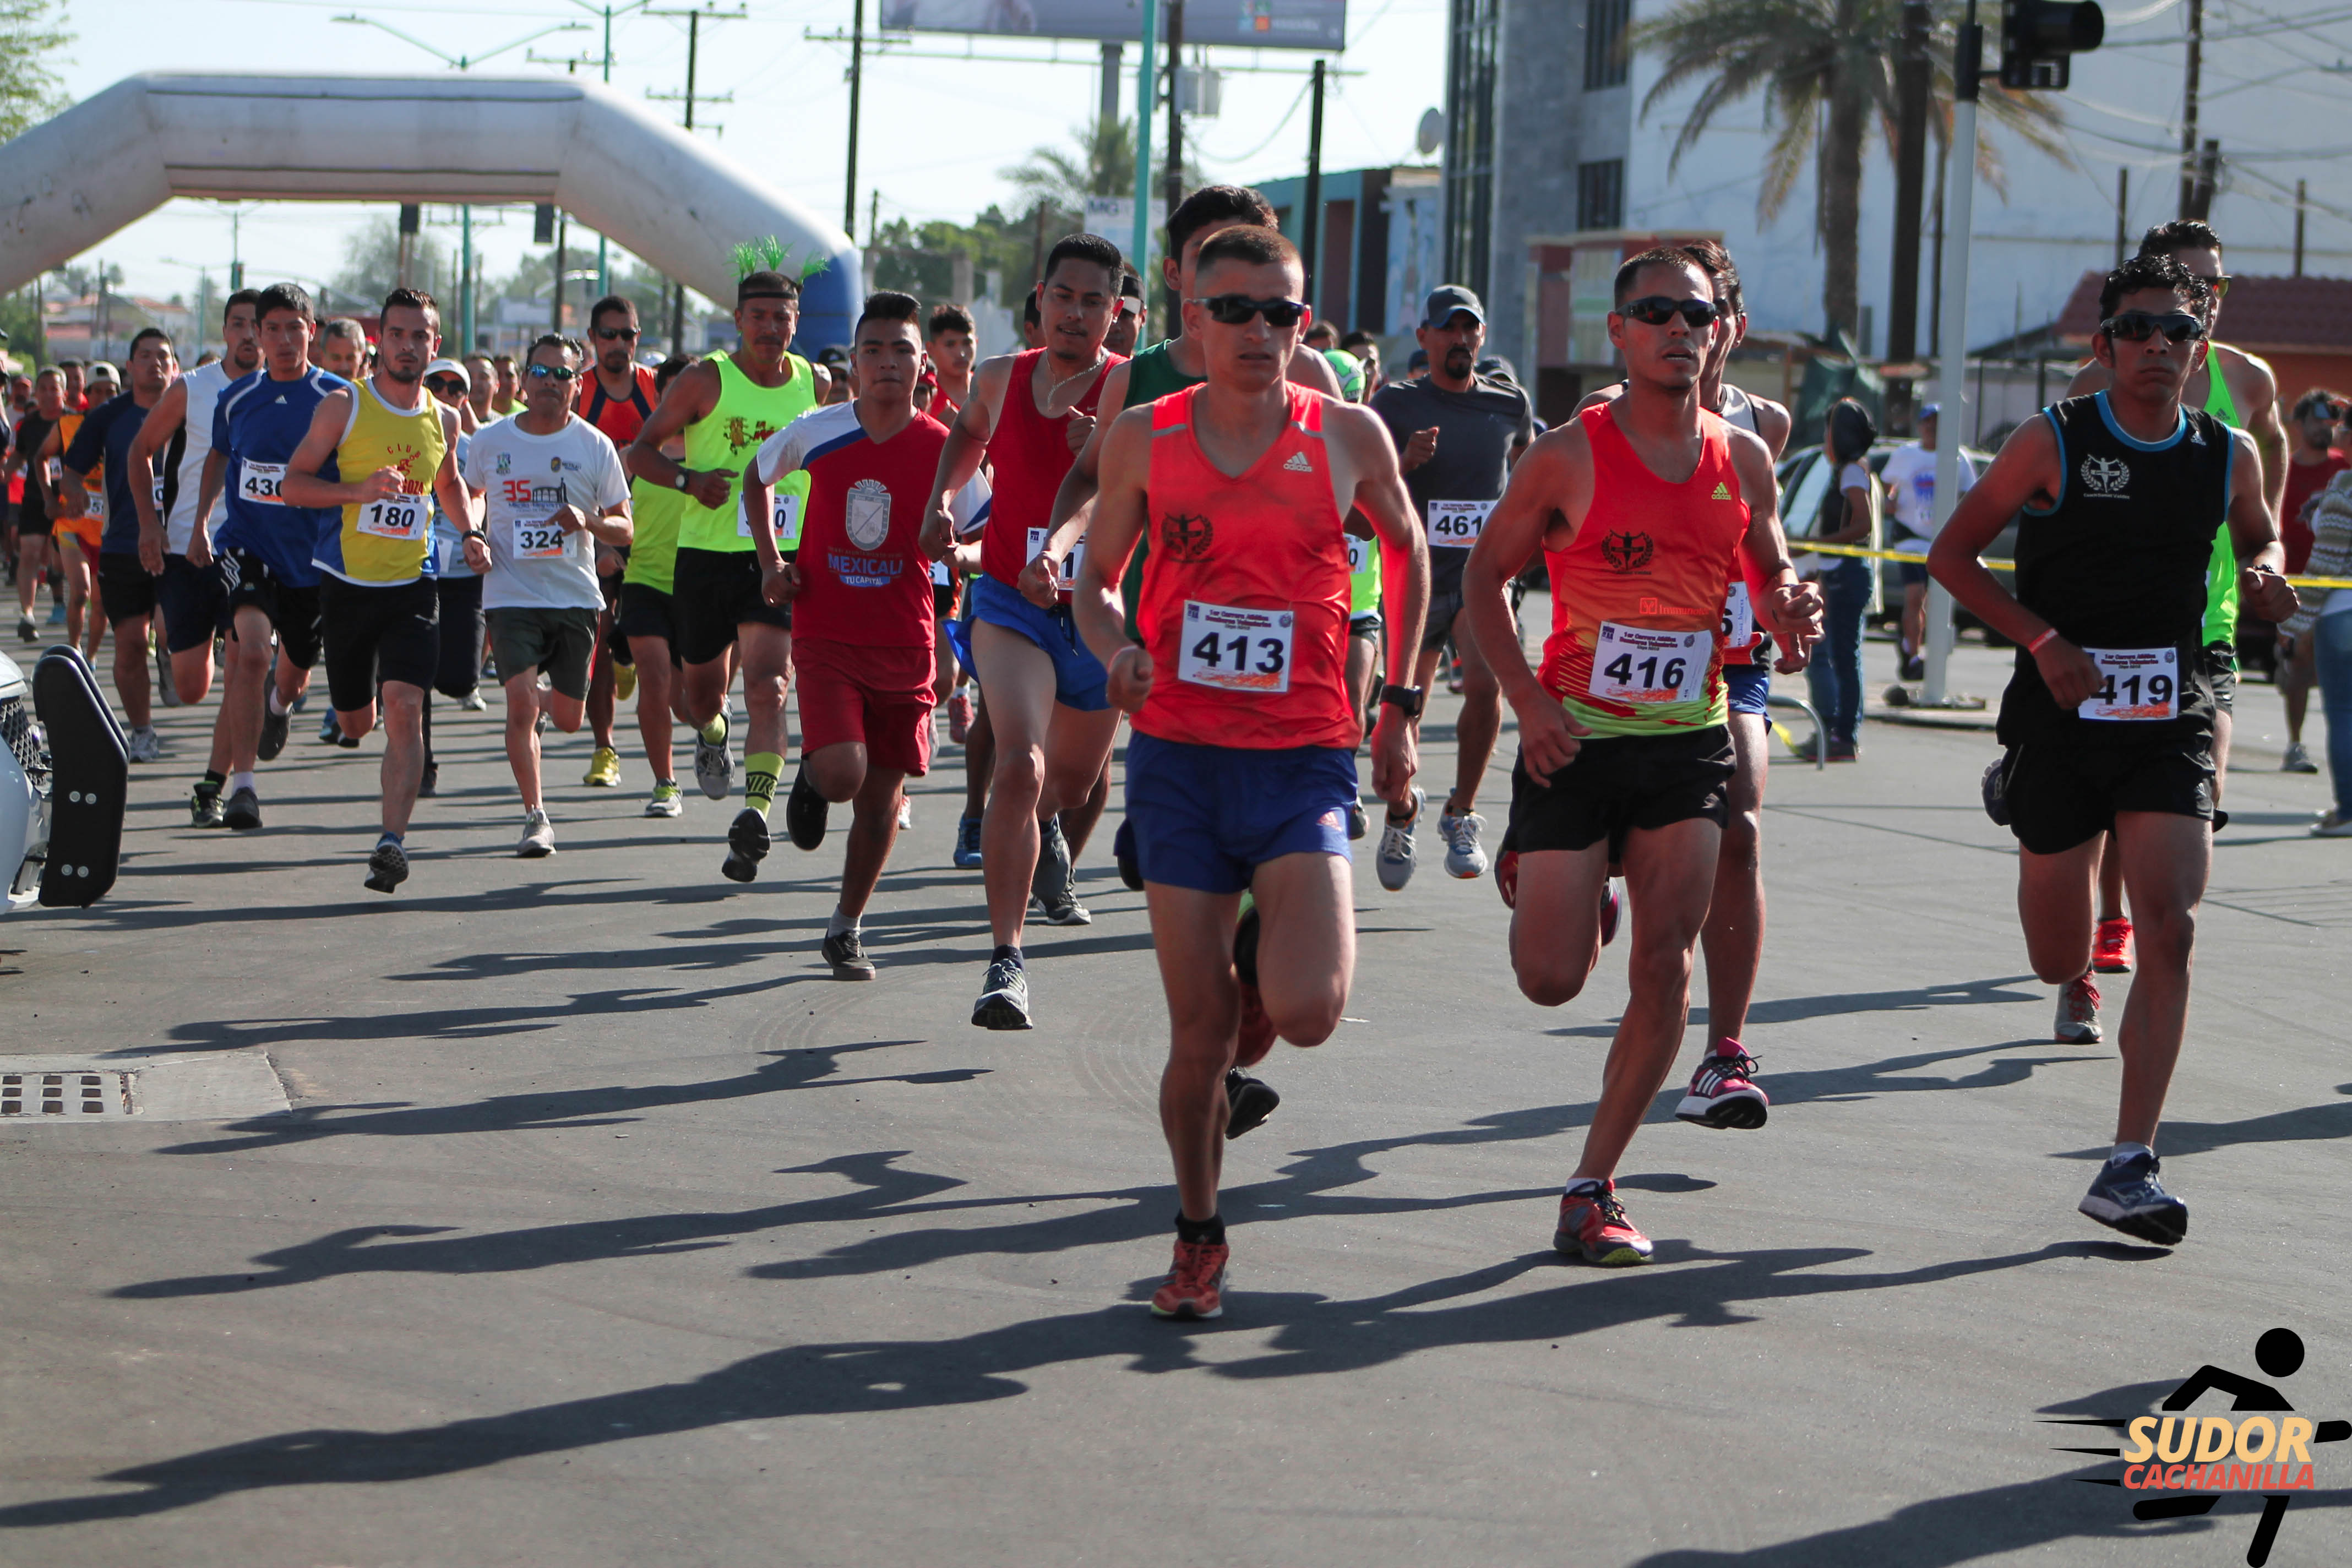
[462,414,631,610]
[1369,373,1533,595]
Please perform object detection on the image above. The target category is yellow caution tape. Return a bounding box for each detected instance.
[1792,538,2352,591]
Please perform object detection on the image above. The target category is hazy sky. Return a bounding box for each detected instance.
[41,0,1449,311]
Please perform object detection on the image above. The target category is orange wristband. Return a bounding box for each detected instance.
[2028,628,2059,655]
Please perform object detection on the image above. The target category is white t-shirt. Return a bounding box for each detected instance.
[462,414,631,610]
[168,360,235,554]
[1879,442,1975,542]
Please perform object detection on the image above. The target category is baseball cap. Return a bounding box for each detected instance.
[1421,285,1486,329]
[1919,402,1941,420]
[424,357,469,388]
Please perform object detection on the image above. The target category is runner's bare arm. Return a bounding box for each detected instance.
[922,355,1012,558]
[2226,425,2297,623]
[2233,348,2288,520]
[192,448,227,566]
[741,450,794,602]
[127,378,188,569]
[1331,403,1430,801]
[38,426,77,517]
[1288,344,1343,398]
[279,390,388,508]
[1072,405,1155,703]
[431,405,472,536]
[1929,416,2100,705]
[1043,358,1134,538]
[2064,361,2109,399]
[1729,427,1820,647]
[1462,424,1596,783]
[1749,394,1793,460]
[624,360,727,508]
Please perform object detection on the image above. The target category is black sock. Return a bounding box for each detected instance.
[992,943,1022,967]
[202,770,225,792]
[1174,1211,1226,1246]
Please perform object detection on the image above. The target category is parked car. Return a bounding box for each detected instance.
[1777,439,2003,632]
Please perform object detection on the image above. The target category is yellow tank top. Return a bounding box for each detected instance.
[674,350,817,554]
[318,378,448,585]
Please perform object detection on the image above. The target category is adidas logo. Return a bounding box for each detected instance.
[1711,481,1732,500]
[273,395,286,405]
[1283,450,1313,472]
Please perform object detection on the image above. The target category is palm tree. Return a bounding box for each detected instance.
[1629,0,2066,342]
[1001,117,1205,216]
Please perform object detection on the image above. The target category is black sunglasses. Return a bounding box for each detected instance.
[594,325,639,341]
[423,376,465,394]
[2100,311,2207,345]
[524,363,579,382]
[1616,296,1722,329]
[1191,295,1311,328]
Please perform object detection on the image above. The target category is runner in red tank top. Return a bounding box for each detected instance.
[575,295,661,793]
[1077,225,1431,1321]
[1462,247,1820,1269]
[921,233,1128,1031]
[922,303,981,752]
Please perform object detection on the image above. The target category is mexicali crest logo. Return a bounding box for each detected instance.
[1600,530,1653,572]
[1161,511,1214,562]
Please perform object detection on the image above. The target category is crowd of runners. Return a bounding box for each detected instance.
[2,191,2338,1316]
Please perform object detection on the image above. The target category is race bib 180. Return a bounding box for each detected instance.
[1427,498,1493,547]
[1178,601,1293,694]
[2079,646,2179,721]
[356,494,427,540]
[238,461,286,507]
[1589,622,1708,706]
[738,490,801,547]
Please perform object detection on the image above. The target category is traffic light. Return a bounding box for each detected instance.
[533,204,557,245]
[2001,0,2104,89]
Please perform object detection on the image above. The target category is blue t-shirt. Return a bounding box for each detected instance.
[62,393,173,556]
[212,367,347,587]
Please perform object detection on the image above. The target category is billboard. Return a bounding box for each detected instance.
[879,1,1346,52]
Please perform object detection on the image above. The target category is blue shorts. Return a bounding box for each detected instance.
[1724,664,1770,717]
[1124,732,1357,894]
[156,553,228,655]
[970,573,1108,711]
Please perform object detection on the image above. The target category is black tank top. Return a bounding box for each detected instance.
[1999,393,2231,745]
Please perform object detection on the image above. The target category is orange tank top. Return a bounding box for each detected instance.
[1136,383,1356,750]
[1539,402,1750,736]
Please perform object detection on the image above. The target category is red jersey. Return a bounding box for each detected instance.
[980,347,1120,597]
[1539,404,1751,736]
[576,365,660,450]
[2284,451,2348,575]
[1136,383,1357,750]
[753,404,984,646]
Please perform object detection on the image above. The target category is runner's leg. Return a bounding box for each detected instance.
[2108,810,2209,1147]
[629,635,676,783]
[1701,710,1768,1046]
[379,679,427,836]
[974,622,1059,947]
[112,610,153,728]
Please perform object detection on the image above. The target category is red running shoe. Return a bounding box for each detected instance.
[948,690,972,744]
[2093,916,2134,973]
[1553,1181,1653,1266]
[1600,880,1623,946]
[1151,1238,1229,1318]
[1676,1042,1768,1130]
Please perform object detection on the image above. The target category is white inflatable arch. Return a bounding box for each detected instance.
[0,72,862,350]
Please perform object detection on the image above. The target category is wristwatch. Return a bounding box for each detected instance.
[672,467,692,491]
[1380,683,1425,718]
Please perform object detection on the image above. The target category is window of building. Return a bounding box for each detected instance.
[1577,159,1624,231]
[1444,0,1501,292]
[1585,0,1631,91]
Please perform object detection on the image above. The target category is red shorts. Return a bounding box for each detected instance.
[793,635,936,777]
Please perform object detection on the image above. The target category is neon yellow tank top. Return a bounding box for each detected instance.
[319,378,448,585]
[2202,364,2241,646]
[624,476,685,595]
[674,350,817,554]
[1348,531,1381,617]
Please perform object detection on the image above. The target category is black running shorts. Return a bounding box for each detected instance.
[671,546,790,667]
[1510,726,1735,855]
[219,547,323,670]
[96,551,159,627]
[615,580,679,649]
[320,575,439,712]
[2002,734,2215,856]
[156,554,227,654]
[2204,640,2237,714]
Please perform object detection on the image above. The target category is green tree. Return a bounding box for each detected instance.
[331,216,455,310]
[0,0,72,144]
[0,285,47,366]
[1629,0,2065,341]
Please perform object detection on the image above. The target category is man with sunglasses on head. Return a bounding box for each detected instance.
[626,267,820,883]
[922,233,1128,1027]
[1461,249,1820,1267]
[1367,285,1534,890]
[2062,222,2289,1029]
[194,283,345,832]
[461,334,635,857]
[573,295,661,793]
[1077,224,1429,1320]
[280,287,474,894]
[1932,254,2294,1246]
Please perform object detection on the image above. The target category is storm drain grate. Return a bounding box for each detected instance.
[2,1070,133,1117]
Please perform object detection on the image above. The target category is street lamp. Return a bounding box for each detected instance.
[334,13,592,352]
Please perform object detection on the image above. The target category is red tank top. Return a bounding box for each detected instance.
[981,348,1119,595]
[1539,404,1751,736]
[1136,383,1356,750]
[577,366,659,449]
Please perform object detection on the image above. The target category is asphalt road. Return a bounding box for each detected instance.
[3,630,2349,1567]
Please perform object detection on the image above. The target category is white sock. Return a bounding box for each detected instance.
[229,771,254,796]
[827,906,857,938]
[266,687,290,717]
[1563,1177,1604,1197]
[2110,1141,2153,1165]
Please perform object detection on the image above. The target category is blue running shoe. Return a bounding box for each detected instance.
[2079,1148,2188,1246]
[954,812,984,869]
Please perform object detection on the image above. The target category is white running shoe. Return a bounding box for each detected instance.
[518,809,556,858]
[2054,974,2102,1044]
[693,718,733,801]
[1438,803,1489,879]
[126,726,164,763]
[2283,741,2318,774]
[1376,787,1424,891]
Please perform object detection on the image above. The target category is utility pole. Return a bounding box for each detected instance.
[1301,59,1326,314]
[1132,0,1159,320]
[846,0,864,239]
[1921,7,1983,706]
[2179,0,2202,216]
[1099,40,1121,134]
[553,216,569,334]
[650,5,743,353]
[1887,0,1932,426]
[1163,0,1186,326]
[2114,166,2127,265]
[2183,137,2218,222]
[2295,178,2307,275]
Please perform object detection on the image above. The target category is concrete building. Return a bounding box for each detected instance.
[1255,166,1444,345]
[1439,0,2352,427]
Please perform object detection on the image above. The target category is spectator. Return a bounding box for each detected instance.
[1341,330,1382,396]
[2279,389,2346,774]
[2283,470,2352,834]
[1803,398,1879,761]
[1876,402,1976,681]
